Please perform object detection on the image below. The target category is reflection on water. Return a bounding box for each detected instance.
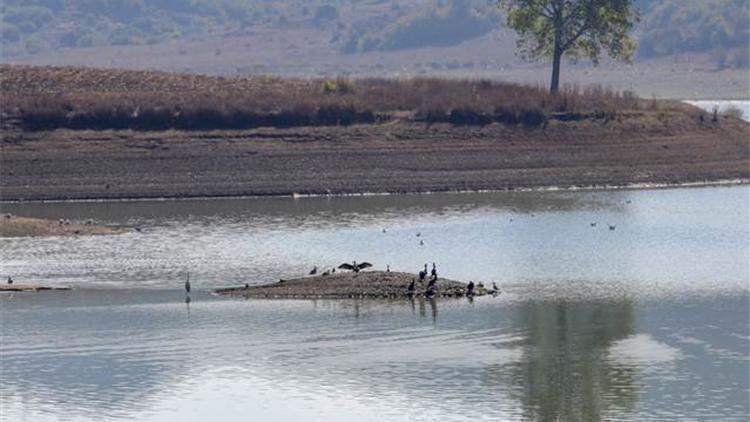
[1,291,747,421]
[512,300,636,421]
[1,185,748,420]
[687,100,750,121]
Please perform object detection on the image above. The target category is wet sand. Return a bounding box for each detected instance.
[215,271,490,299]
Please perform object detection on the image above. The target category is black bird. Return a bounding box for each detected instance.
[425,278,437,297]
[418,264,428,282]
[419,240,424,246]
[7,276,13,285]
[309,266,318,275]
[431,263,437,279]
[386,265,390,273]
[184,273,191,293]
[491,282,500,295]
[322,269,331,276]
[338,261,373,273]
[466,281,475,297]
[407,279,416,294]
[590,222,597,227]
[609,225,616,231]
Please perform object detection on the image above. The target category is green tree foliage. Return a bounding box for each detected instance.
[0,0,265,55]
[500,0,639,92]
[343,0,500,53]
[636,0,749,63]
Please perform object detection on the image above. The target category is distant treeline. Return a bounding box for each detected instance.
[2,0,747,64]
[2,66,666,132]
[636,0,749,65]
[0,0,330,55]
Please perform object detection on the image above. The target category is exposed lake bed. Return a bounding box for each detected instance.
[1,184,748,421]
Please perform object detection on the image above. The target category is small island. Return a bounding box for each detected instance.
[214,271,491,299]
[0,283,71,292]
[0,214,125,238]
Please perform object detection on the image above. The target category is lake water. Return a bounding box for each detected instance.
[687,100,750,121]
[1,185,748,421]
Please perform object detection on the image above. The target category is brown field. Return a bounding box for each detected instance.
[3,64,673,131]
[0,66,748,201]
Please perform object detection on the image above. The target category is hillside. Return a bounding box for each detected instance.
[2,1,748,99]
[2,0,747,61]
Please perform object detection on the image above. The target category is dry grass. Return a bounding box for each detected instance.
[1,65,692,131]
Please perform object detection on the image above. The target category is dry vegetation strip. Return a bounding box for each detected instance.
[0,65,695,131]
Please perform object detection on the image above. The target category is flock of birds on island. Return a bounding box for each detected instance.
[301,261,500,298]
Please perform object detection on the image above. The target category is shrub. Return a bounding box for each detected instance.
[520,108,547,127]
[722,105,745,120]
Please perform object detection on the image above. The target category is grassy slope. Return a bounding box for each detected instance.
[1,65,687,131]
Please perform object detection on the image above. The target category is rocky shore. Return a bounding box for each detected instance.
[214,271,490,299]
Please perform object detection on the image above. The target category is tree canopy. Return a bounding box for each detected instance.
[500,0,639,92]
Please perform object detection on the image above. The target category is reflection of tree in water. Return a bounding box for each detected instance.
[485,300,638,421]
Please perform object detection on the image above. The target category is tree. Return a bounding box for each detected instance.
[499,0,639,92]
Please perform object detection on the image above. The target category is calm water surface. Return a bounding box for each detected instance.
[1,186,748,421]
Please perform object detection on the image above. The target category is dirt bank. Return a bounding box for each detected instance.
[215,271,489,299]
[1,116,748,201]
[0,214,124,237]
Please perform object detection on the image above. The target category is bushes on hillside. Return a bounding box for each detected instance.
[343,0,499,53]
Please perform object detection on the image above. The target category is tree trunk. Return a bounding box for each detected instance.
[550,45,562,93]
[550,0,564,94]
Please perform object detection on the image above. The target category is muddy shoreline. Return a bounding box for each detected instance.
[0,214,125,237]
[1,117,748,202]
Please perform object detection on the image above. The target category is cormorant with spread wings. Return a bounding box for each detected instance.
[338,261,373,273]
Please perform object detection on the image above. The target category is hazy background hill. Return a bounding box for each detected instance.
[2,0,748,98]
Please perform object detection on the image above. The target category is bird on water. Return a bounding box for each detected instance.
[7,276,13,285]
[185,272,191,293]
